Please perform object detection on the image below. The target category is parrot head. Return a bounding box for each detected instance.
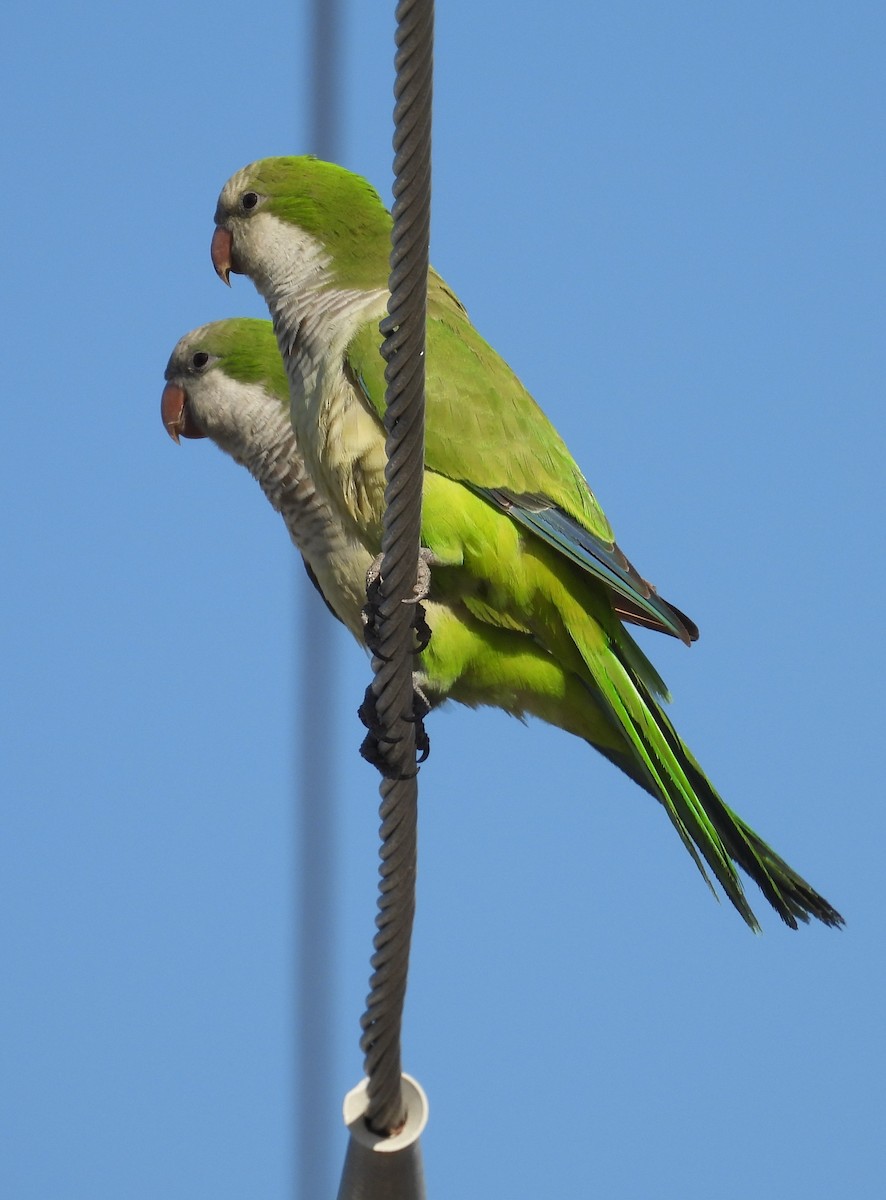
[161,318,288,450]
[211,156,393,296]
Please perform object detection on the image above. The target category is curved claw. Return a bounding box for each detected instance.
[358,683,431,777]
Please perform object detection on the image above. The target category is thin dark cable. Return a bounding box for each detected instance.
[295,2,342,1196]
[359,0,434,1137]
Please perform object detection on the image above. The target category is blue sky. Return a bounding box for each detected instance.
[2,3,883,1197]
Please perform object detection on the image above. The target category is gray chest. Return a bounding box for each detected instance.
[290,354,388,544]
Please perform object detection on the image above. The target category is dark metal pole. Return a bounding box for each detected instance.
[309,0,341,165]
[295,3,342,1197]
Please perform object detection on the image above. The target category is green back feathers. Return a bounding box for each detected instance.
[248,157,393,290]
[346,271,614,542]
[199,318,289,404]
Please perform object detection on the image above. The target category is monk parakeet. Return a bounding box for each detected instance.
[208,161,842,931]
[161,318,644,741]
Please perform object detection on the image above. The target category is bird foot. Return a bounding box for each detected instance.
[358,678,431,779]
[362,548,435,657]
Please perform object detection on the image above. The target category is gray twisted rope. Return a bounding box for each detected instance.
[358,0,434,1137]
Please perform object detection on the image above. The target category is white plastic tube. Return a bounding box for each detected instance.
[336,1074,429,1199]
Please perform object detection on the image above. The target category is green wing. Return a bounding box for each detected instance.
[345,271,696,643]
[348,273,608,529]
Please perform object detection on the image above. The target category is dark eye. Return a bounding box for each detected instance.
[241,191,259,212]
[191,351,210,371]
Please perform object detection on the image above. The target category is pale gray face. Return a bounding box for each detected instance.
[161,326,287,462]
[212,164,333,300]
[159,321,374,642]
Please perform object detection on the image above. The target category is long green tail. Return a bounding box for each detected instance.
[564,599,843,931]
[681,749,844,929]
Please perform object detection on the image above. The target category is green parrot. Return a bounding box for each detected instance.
[161,318,648,738]
[208,161,842,931]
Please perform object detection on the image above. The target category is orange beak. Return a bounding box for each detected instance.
[211,226,233,286]
[161,383,206,444]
